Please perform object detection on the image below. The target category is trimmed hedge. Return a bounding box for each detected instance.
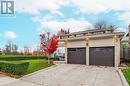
[0,56,48,61]
[0,55,59,61]
[0,62,29,75]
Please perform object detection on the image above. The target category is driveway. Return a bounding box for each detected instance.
[2,64,123,86]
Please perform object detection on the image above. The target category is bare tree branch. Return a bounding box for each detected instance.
[94,20,117,30]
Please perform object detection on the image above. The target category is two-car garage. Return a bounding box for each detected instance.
[62,29,124,67]
[67,47,115,67]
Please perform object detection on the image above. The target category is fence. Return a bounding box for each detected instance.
[121,48,130,61]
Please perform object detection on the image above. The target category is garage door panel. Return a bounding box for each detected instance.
[67,48,86,64]
[90,47,114,66]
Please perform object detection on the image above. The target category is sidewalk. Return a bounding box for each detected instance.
[0,75,17,85]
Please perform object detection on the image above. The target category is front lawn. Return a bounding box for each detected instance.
[15,59,52,74]
[122,63,130,85]
[0,55,48,61]
[0,55,54,78]
[123,69,130,85]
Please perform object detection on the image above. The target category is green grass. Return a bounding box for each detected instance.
[0,55,26,58]
[0,55,53,78]
[0,55,58,61]
[16,59,52,74]
[126,63,130,67]
[0,55,48,61]
[123,69,130,85]
[6,59,52,78]
[3,59,52,74]
[122,63,130,85]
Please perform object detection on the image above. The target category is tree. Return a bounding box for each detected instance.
[65,28,70,34]
[94,20,117,30]
[3,41,12,54]
[121,44,128,49]
[3,41,18,55]
[12,44,18,54]
[40,33,59,64]
[57,28,70,36]
[24,46,30,55]
[40,29,66,64]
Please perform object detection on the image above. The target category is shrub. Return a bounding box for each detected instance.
[50,54,59,61]
[0,62,29,75]
[50,57,59,61]
[0,55,48,61]
[0,55,59,61]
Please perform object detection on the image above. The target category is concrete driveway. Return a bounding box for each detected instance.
[2,64,123,86]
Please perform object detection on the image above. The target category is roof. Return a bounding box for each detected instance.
[59,28,125,41]
[64,28,114,36]
[59,32,125,42]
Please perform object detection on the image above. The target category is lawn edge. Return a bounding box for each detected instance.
[118,69,129,86]
[20,65,57,79]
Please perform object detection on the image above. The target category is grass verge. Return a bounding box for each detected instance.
[122,69,130,85]
[0,59,53,78]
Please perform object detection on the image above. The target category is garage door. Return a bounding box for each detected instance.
[89,47,114,66]
[67,48,86,64]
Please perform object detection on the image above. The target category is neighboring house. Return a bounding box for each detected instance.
[121,24,130,59]
[59,28,125,67]
[121,37,129,46]
[121,34,129,59]
[121,24,129,46]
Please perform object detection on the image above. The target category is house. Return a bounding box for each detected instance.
[59,28,125,67]
[121,24,130,59]
[121,24,129,46]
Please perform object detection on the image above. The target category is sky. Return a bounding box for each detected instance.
[0,0,130,50]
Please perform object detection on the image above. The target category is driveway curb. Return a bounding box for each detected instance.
[118,69,129,86]
[20,65,57,79]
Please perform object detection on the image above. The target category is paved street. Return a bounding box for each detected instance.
[0,64,123,86]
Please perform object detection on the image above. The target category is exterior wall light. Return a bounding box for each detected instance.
[86,38,89,46]
[64,40,68,46]
[113,35,119,42]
